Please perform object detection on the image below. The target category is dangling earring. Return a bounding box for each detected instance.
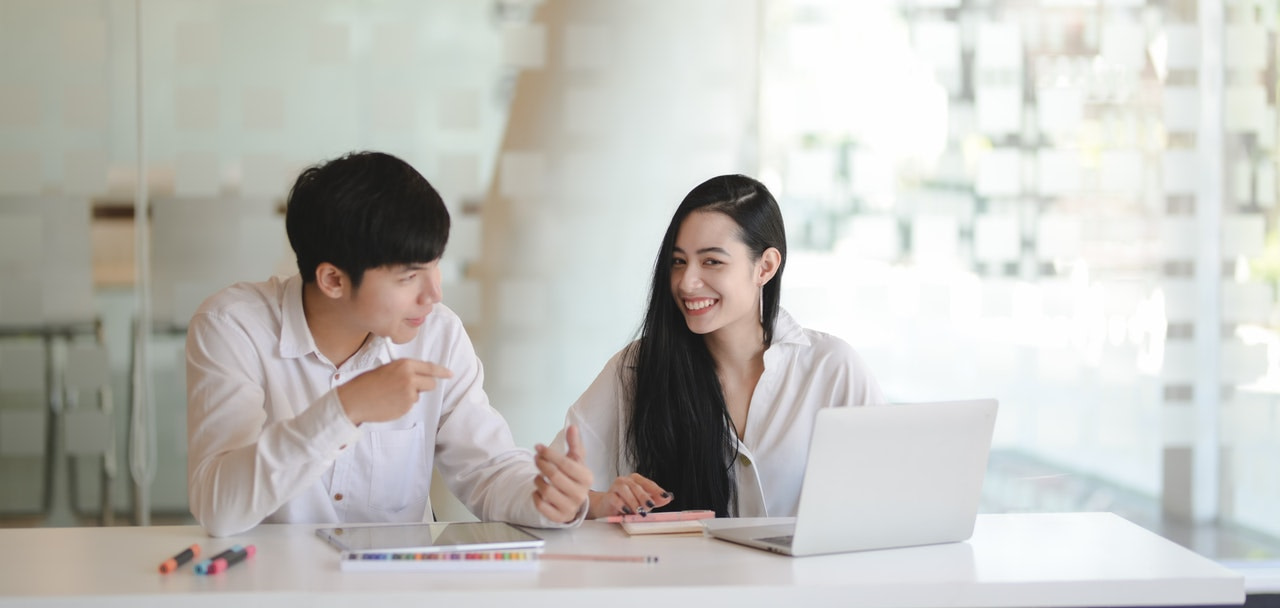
[758,284,764,321]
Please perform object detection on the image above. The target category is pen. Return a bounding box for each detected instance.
[158,543,201,574]
[599,509,715,524]
[540,553,658,563]
[194,545,243,574]
[204,545,255,575]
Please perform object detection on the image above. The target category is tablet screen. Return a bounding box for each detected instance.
[315,522,545,554]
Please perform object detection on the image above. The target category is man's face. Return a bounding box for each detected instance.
[349,260,443,344]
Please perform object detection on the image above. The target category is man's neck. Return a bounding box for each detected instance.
[301,282,369,367]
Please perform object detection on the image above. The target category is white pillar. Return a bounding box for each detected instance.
[479,0,762,446]
[1167,1,1224,524]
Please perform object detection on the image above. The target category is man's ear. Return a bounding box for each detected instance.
[756,247,781,286]
[314,263,349,299]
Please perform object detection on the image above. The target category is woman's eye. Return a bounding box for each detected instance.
[703,259,722,266]
[672,258,686,267]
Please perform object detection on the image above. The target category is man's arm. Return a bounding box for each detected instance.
[430,320,587,527]
[186,312,359,537]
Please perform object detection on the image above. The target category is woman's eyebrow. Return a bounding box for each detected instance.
[672,246,730,256]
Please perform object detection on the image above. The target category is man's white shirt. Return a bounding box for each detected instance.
[186,273,578,537]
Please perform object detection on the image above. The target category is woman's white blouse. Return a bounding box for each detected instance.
[553,309,884,518]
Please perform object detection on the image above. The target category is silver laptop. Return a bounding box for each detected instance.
[707,399,998,557]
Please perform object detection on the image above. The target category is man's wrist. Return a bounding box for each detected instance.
[335,386,363,426]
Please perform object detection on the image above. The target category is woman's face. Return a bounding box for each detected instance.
[670,211,772,338]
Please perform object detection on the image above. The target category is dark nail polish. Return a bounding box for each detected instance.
[637,507,648,517]
[645,500,655,508]
[621,506,632,515]
[660,492,670,498]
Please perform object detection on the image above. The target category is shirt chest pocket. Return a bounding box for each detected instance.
[362,421,427,513]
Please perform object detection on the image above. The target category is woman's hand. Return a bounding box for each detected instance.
[588,473,673,519]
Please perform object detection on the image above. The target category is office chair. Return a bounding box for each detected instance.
[0,195,114,526]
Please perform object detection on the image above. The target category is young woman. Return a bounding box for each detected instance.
[554,174,882,519]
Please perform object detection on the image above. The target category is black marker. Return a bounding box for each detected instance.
[158,544,201,574]
[206,545,256,575]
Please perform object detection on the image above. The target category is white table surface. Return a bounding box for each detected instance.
[0,512,1245,608]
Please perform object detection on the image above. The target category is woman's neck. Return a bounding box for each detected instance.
[704,319,766,378]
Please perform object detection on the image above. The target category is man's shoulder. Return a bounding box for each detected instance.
[192,276,289,324]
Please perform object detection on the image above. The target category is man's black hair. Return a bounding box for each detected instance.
[285,151,449,287]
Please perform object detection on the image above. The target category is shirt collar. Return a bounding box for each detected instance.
[761,307,808,371]
[769,307,808,348]
[278,273,394,368]
[279,274,315,359]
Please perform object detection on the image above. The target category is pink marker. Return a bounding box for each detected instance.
[206,545,255,575]
[600,509,715,524]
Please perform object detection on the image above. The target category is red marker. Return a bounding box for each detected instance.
[158,544,201,574]
[206,545,255,575]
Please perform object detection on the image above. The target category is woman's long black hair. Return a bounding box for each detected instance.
[624,174,787,516]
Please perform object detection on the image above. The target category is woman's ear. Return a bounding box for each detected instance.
[314,263,349,299]
[756,247,782,286]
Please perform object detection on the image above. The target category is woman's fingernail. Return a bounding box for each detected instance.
[645,500,655,508]
[660,492,671,498]
[637,507,648,516]
[621,506,632,515]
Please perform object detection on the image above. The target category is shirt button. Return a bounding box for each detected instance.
[338,444,347,450]
[334,493,344,501]
[333,373,341,381]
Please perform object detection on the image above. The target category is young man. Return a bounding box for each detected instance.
[186,151,590,537]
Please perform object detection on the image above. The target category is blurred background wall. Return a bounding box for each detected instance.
[1,0,1278,561]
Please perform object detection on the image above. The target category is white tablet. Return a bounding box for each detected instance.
[315,521,545,555]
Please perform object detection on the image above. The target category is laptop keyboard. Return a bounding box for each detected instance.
[758,535,794,547]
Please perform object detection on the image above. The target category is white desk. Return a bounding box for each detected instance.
[0,513,1244,607]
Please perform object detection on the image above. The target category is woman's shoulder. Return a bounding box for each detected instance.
[608,340,641,374]
[565,341,639,419]
[786,322,875,375]
[799,326,858,354]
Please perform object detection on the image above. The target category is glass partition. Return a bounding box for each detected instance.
[757,0,1280,552]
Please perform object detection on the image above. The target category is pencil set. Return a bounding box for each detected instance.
[339,550,539,571]
[339,550,659,571]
